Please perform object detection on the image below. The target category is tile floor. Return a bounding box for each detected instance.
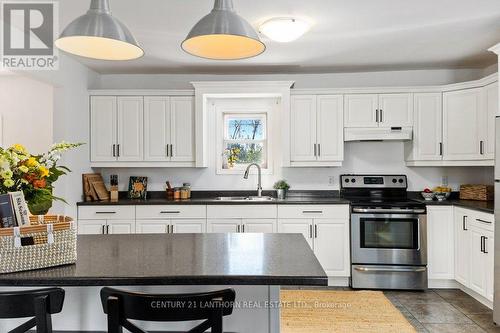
[285,287,499,332]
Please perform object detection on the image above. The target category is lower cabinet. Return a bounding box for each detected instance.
[453,207,494,302]
[427,206,455,279]
[136,219,206,234]
[78,219,135,235]
[206,219,276,233]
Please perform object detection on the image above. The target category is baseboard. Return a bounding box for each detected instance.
[429,279,460,289]
[458,284,493,309]
[328,277,350,287]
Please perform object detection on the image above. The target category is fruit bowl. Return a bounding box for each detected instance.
[434,191,451,201]
[421,192,435,201]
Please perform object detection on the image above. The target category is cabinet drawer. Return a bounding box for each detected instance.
[136,205,206,219]
[207,205,277,219]
[278,205,349,219]
[470,210,494,231]
[78,206,135,220]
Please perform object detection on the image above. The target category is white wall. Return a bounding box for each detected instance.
[0,75,53,154]
[95,68,486,90]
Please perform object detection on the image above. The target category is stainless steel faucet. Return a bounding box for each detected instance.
[243,163,262,197]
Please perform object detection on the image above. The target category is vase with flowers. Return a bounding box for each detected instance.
[0,142,83,215]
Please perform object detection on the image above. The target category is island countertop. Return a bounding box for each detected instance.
[0,233,328,287]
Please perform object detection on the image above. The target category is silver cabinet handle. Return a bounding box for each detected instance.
[355,266,426,273]
[237,225,240,233]
[112,144,116,157]
[165,225,169,233]
[317,144,321,157]
[484,236,488,254]
[314,225,318,238]
[379,109,383,123]
[302,210,323,214]
[102,225,106,234]
[313,144,317,157]
[170,144,173,157]
[165,145,169,157]
[463,216,468,231]
[96,211,116,214]
[481,236,485,253]
[160,211,180,214]
[106,225,110,234]
[171,225,174,233]
[480,141,484,155]
[242,224,245,233]
[476,218,492,224]
[375,109,379,123]
[116,144,120,157]
[439,142,443,156]
[309,224,313,238]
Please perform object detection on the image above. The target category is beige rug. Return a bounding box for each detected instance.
[281,290,416,333]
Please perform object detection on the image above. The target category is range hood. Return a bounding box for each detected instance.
[344,127,413,142]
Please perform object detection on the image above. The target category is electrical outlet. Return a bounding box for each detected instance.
[328,176,335,186]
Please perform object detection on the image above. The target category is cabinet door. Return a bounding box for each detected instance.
[427,206,454,279]
[170,97,195,162]
[144,96,170,161]
[443,89,482,160]
[469,226,487,296]
[485,231,494,302]
[317,95,344,162]
[290,96,317,162]
[483,82,498,159]
[107,220,135,234]
[90,96,117,162]
[454,208,471,286]
[378,93,413,128]
[136,220,169,234]
[278,219,313,249]
[242,219,276,233]
[344,94,378,128]
[207,219,240,233]
[117,96,144,161]
[313,219,350,277]
[171,219,206,233]
[409,93,443,161]
[78,219,105,235]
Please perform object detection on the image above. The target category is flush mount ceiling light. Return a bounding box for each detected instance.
[55,0,143,61]
[259,17,311,43]
[182,0,265,60]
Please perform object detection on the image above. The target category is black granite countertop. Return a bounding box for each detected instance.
[0,233,327,287]
[409,192,494,214]
[77,190,350,206]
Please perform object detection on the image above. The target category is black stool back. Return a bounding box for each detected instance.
[0,288,65,333]
[100,287,236,333]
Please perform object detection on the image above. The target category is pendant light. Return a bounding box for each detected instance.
[182,0,265,60]
[55,0,143,61]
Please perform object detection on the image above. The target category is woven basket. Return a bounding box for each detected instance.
[0,215,77,274]
[459,184,494,201]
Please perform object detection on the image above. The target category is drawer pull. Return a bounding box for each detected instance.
[476,218,492,224]
[96,211,116,214]
[302,210,323,214]
[160,211,181,214]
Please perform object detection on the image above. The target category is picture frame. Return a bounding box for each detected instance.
[128,176,148,199]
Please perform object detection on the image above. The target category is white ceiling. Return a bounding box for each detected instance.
[57,0,500,74]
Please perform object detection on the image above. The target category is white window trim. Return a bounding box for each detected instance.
[216,107,273,175]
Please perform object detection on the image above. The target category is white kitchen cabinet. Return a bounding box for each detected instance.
[290,95,343,165]
[207,219,241,233]
[90,96,117,162]
[144,96,171,161]
[486,232,495,302]
[443,88,483,160]
[242,219,276,233]
[136,219,205,234]
[277,205,350,277]
[171,219,206,233]
[378,93,413,128]
[427,206,454,280]
[484,82,499,159]
[405,93,443,162]
[117,96,143,161]
[344,93,412,128]
[278,219,313,249]
[170,97,195,162]
[78,219,106,235]
[344,94,378,128]
[136,220,170,234]
[454,208,471,286]
[469,226,488,296]
[107,220,135,234]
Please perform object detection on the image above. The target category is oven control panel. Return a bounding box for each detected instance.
[340,175,407,188]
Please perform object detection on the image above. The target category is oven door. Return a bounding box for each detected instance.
[351,213,427,266]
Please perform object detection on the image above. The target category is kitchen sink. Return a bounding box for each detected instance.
[215,196,275,201]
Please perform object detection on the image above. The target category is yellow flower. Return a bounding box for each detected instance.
[11,144,27,154]
[26,157,38,168]
[3,179,14,188]
[39,166,49,178]
[0,170,13,179]
[18,165,29,173]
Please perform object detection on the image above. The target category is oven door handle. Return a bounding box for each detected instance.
[354,266,426,273]
[352,208,426,214]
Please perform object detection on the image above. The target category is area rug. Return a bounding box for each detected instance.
[280,290,416,333]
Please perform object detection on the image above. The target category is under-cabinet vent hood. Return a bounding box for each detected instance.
[344,127,413,142]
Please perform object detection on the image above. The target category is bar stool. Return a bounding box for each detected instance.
[0,288,65,333]
[100,287,236,333]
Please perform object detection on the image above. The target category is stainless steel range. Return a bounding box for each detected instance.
[341,174,428,290]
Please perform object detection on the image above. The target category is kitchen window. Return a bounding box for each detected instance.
[217,112,269,174]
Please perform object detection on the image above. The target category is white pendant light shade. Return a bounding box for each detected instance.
[182,0,265,60]
[259,18,310,43]
[55,0,143,60]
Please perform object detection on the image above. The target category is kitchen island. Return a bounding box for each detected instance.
[0,233,326,332]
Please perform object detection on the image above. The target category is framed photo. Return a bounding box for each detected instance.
[128,176,148,199]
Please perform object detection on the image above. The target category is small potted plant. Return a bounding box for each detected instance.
[273,180,290,200]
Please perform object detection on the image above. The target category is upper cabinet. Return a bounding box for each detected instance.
[484,82,499,159]
[290,95,343,166]
[90,94,195,167]
[344,93,413,128]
